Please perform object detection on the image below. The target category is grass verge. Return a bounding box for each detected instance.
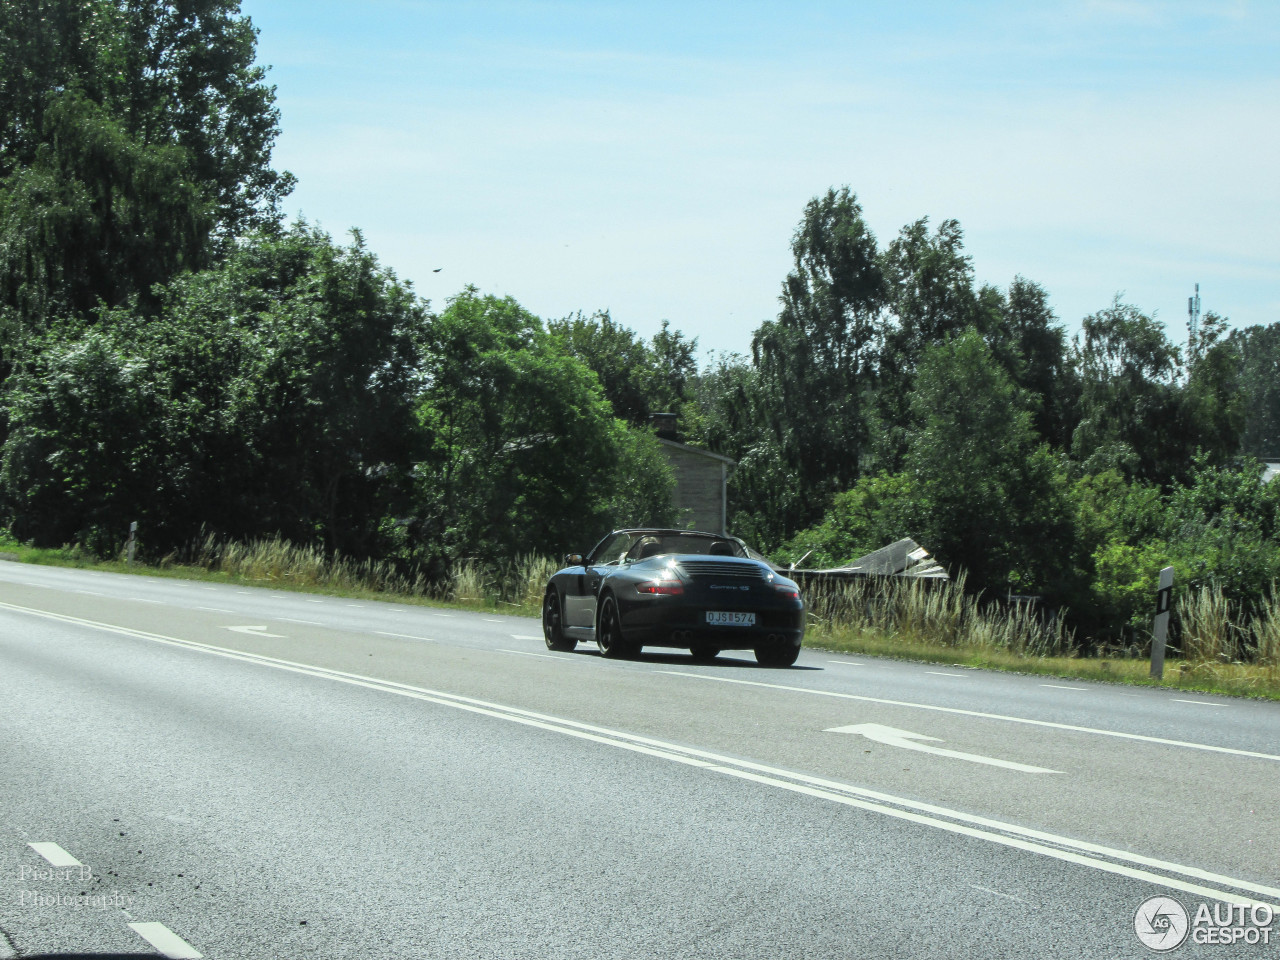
[3,536,1278,701]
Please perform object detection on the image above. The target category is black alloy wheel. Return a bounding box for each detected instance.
[543,589,575,651]
[596,595,636,659]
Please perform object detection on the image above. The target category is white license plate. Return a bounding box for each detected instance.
[705,611,756,627]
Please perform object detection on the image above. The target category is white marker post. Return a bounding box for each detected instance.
[126,521,138,566]
[1150,566,1175,679]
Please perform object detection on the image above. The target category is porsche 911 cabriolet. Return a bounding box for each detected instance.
[541,529,805,666]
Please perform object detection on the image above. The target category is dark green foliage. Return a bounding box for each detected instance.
[740,187,885,543]
[0,91,212,323]
[2,225,427,555]
[413,289,675,571]
[549,312,697,426]
[1229,322,1280,458]
[0,0,291,240]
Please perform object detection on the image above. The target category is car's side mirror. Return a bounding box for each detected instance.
[565,553,585,566]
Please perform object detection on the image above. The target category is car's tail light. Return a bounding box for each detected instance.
[774,585,800,599]
[637,579,683,596]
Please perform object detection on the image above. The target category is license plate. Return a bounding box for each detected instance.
[705,611,756,627]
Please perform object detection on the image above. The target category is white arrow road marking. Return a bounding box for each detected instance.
[827,723,1059,773]
[225,625,283,638]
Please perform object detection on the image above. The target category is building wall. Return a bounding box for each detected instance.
[663,446,726,534]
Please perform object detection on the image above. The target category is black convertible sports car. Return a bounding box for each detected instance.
[541,529,805,666]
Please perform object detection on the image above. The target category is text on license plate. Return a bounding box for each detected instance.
[705,611,756,627]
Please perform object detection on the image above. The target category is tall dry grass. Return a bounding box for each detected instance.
[804,573,1076,658]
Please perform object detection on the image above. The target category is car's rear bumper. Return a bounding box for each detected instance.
[622,605,805,650]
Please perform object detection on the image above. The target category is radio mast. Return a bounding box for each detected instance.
[1187,282,1201,347]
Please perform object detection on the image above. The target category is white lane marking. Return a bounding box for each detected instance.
[276,618,321,626]
[511,634,543,641]
[482,618,504,623]
[304,599,324,604]
[827,723,1058,773]
[225,625,283,638]
[827,660,863,667]
[376,631,436,642]
[236,591,252,595]
[431,612,454,618]
[196,606,233,614]
[1175,699,1227,707]
[971,883,1031,906]
[132,598,164,605]
[661,671,1280,763]
[1040,684,1084,691]
[74,590,110,597]
[28,842,82,867]
[5,599,1278,908]
[499,648,576,662]
[927,671,967,678]
[128,922,203,959]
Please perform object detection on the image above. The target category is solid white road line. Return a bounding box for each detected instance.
[511,634,543,641]
[1040,684,1084,691]
[827,660,863,667]
[662,671,1280,764]
[4,599,1278,908]
[276,618,322,626]
[28,842,81,867]
[1175,699,1228,707]
[927,671,967,678]
[196,606,232,614]
[128,922,203,959]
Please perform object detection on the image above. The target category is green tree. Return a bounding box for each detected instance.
[414,289,674,569]
[0,91,212,324]
[548,312,697,426]
[2,224,428,555]
[903,328,1072,593]
[1069,298,1182,483]
[744,187,886,544]
[1228,323,1280,458]
[0,0,291,239]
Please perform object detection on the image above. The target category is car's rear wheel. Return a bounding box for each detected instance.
[543,589,575,652]
[754,642,800,667]
[597,595,637,659]
[689,645,721,662]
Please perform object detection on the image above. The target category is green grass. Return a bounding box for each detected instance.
[4,534,1278,700]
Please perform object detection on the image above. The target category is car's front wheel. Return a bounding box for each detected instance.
[543,589,576,652]
[596,595,637,659]
[754,642,800,667]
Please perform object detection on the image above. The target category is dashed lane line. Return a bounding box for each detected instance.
[129,922,203,959]
[28,842,82,867]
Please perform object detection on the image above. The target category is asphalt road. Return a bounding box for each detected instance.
[1,561,1278,958]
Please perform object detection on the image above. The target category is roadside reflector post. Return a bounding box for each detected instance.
[127,521,138,566]
[1150,566,1175,679]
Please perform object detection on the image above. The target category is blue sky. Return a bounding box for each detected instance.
[239,0,1279,358]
